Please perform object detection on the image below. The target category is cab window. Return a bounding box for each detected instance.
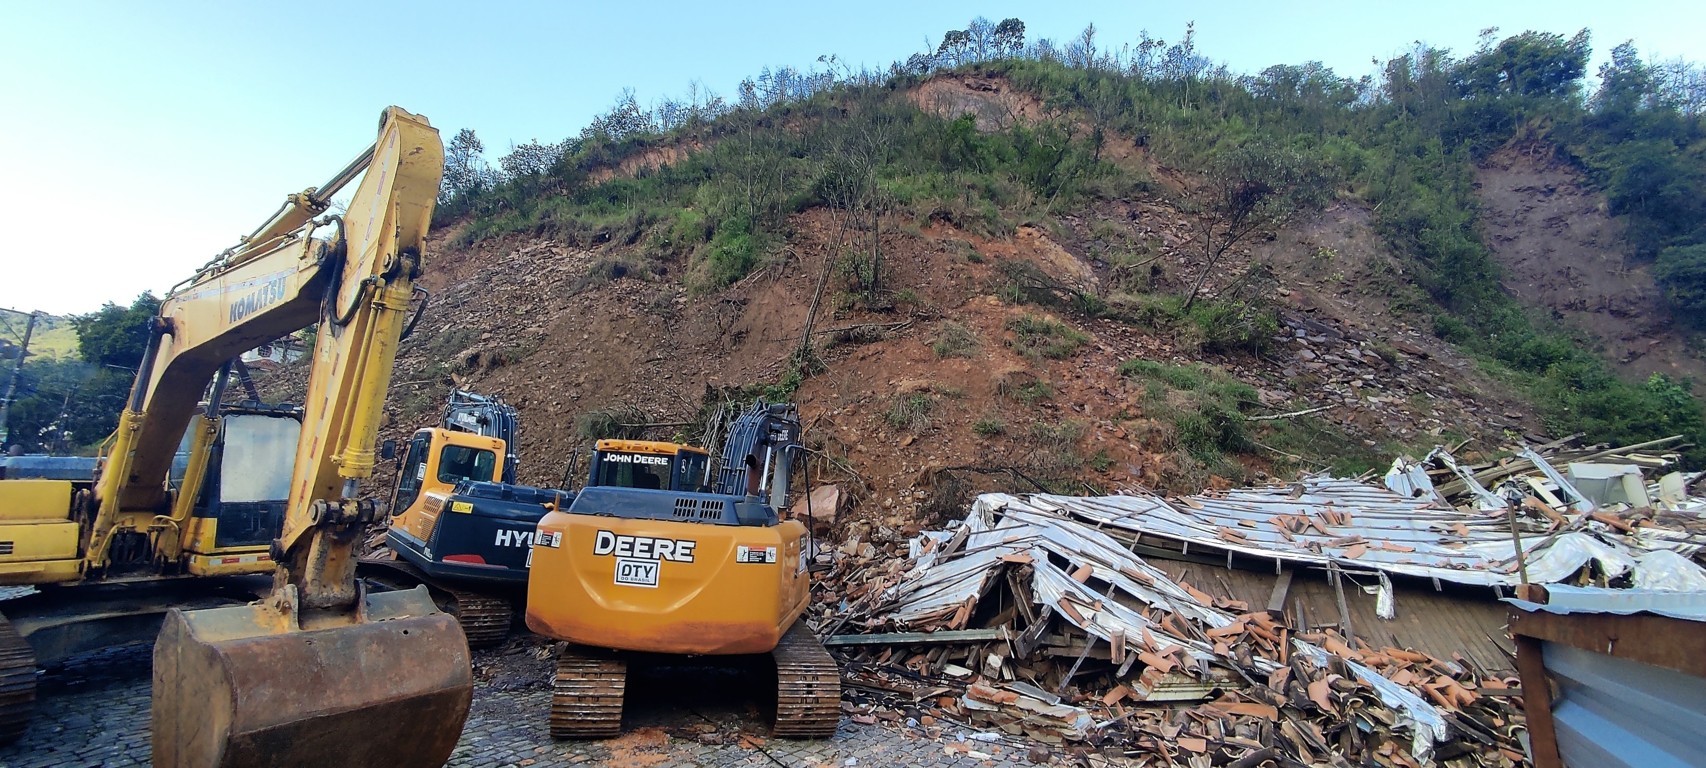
[675,452,709,492]
[219,414,301,503]
[438,445,497,485]
[593,452,672,491]
[392,433,433,513]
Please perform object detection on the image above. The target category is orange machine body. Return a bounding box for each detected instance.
[526,503,809,655]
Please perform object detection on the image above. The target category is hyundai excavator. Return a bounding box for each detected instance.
[525,400,841,739]
[362,388,563,646]
[0,106,471,766]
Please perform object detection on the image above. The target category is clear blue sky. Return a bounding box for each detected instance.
[1,0,1699,316]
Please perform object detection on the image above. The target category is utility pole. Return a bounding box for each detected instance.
[0,309,39,448]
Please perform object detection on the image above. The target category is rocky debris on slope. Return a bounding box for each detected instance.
[1243,311,1537,443]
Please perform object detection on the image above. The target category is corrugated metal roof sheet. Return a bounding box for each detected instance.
[878,493,1455,760]
[1510,585,1706,623]
[1163,561,1515,673]
[1542,643,1706,768]
[1019,478,1704,589]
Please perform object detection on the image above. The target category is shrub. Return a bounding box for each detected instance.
[1656,244,1706,322]
[691,215,765,290]
[1183,300,1280,355]
[972,416,1007,436]
[1006,315,1089,360]
[1001,378,1054,405]
[932,322,981,359]
[884,393,935,434]
[575,405,649,441]
[1121,360,1258,462]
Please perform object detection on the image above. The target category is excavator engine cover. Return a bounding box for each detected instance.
[151,586,471,768]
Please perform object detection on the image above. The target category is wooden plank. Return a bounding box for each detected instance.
[1508,608,1706,677]
[1266,568,1295,614]
[1513,633,1563,768]
[825,628,1007,647]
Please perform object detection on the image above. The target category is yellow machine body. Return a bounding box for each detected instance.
[521,402,840,740]
[0,480,81,584]
[526,511,810,655]
[389,429,508,543]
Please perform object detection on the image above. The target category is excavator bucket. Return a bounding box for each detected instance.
[151,586,472,768]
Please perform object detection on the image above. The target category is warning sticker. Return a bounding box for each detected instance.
[736,545,777,564]
[614,557,660,587]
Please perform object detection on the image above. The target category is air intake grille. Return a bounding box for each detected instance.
[672,497,723,521]
[0,542,12,556]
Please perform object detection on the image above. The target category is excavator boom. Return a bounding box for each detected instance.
[149,107,470,768]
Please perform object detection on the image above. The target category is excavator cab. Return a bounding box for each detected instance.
[176,406,302,575]
[384,426,549,583]
[586,440,712,493]
[390,428,505,516]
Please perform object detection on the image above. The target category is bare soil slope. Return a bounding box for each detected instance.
[1476,146,1706,382]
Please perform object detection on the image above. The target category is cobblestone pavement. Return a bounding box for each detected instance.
[0,643,1049,768]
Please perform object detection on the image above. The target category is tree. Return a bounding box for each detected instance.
[1130,30,1165,79]
[1184,144,1333,310]
[582,89,658,143]
[440,128,492,204]
[1655,244,1706,321]
[966,17,995,62]
[1066,23,1099,69]
[1456,30,1589,100]
[499,139,566,179]
[32,292,165,449]
[1594,41,1657,116]
[2,356,95,453]
[936,30,970,68]
[73,293,159,371]
[992,18,1025,57]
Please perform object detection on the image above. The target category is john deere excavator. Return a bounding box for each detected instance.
[0,106,471,766]
[525,400,841,739]
[362,388,566,646]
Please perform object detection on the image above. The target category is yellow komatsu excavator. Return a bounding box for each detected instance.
[525,401,841,739]
[0,106,470,767]
[150,106,470,768]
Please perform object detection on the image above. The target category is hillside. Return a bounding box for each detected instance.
[0,313,76,362]
[375,192,1537,520]
[256,25,1706,529]
[1476,146,1706,383]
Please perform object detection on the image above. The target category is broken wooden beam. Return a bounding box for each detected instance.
[824,627,1009,647]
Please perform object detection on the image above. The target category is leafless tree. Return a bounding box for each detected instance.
[1183,144,1331,310]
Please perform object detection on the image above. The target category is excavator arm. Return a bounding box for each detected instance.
[87,110,418,570]
[141,107,471,768]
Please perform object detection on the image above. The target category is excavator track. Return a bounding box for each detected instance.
[358,557,513,648]
[549,645,626,739]
[770,621,841,738]
[447,590,512,648]
[0,613,36,744]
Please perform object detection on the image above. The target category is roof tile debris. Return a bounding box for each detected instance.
[815,437,1705,766]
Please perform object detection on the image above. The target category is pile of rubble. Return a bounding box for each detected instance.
[1384,435,1706,574]
[816,493,1536,767]
[813,438,1705,766]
